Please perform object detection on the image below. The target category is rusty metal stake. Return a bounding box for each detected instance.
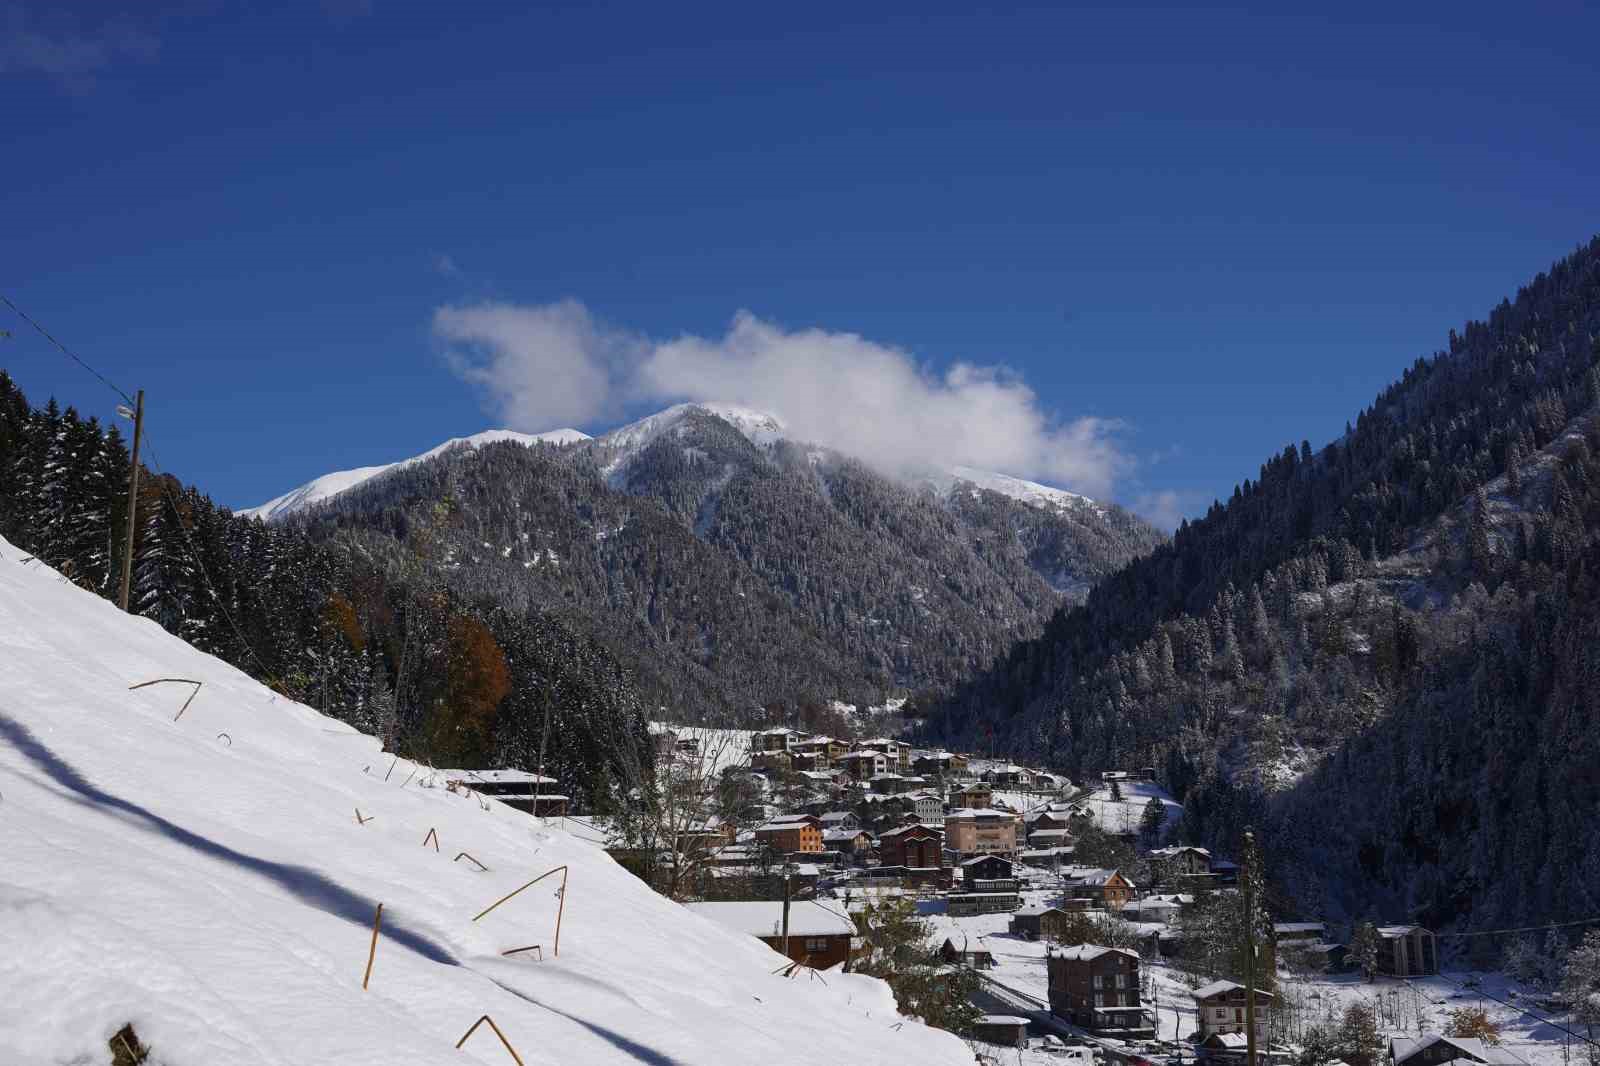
[471,865,568,957]
[355,808,374,825]
[454,851,488,871]
[455,1014,525,1064]
[128,677,204,721]
[423,827,439,851]
[363,902,383,990]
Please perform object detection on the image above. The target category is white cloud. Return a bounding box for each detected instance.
[433,300,642,431]
[433,300,1133,499]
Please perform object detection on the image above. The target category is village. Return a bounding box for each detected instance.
[467,725,1592,1066]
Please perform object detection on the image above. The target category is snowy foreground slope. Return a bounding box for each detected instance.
[0,536,973,1066]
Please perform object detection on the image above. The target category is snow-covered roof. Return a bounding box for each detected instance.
[1378,924,1431,937]
[1053,945,1139,962]
[976,1015,1029,1026]
[1392,1036,1525,1066]
[687,901,855,939]
[436,768,557,785]
[1274,922,1325,934]
[1192,980,1275,1001]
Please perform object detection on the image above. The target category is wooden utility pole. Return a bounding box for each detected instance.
[1244,826,1259,1066]
[780,866,793,960]
[118,389,144,613]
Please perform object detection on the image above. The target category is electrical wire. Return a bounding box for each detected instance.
[138,431,279,684]
[1,293,135,406]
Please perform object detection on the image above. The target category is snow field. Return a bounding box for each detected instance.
[0,535,972,1066]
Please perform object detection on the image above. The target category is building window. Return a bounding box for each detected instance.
[1215,1009,1226,1019]
[1235,1009,1243,1022]
[805,938,829,952]
[1092,975,1103,989]
[1095,993,1104,1007]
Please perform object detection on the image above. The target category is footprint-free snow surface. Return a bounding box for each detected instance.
[0,534,973,1066]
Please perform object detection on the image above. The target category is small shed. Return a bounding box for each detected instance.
[971,1014,1029,1048]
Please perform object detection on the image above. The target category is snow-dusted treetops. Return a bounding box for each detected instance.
[932,236,1600,934]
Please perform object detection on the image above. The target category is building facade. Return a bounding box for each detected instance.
[1047,945,1153,1037]
[1191,980,1274,1042]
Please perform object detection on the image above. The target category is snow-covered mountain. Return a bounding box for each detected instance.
[230,401,1162,716]
[243,402,1109,523]
[0,532,973,1066]
[241,427,590,522]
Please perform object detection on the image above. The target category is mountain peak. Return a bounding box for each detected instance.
[239,427,590,521]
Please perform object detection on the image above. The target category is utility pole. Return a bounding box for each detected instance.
[781,865,793,960]
[1244,827,1259,1066]
[117,389,144,613]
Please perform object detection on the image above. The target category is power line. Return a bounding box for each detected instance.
[0,293,134,406]
[138,431,279,685]
[1436,917,1600,938]
[1412,971,1600,1052]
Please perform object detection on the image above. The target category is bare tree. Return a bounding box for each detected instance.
[608,725,754,900]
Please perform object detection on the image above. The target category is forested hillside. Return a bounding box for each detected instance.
[0,373,652,807]
[266,402,1163,721]
[927,236,1600,936]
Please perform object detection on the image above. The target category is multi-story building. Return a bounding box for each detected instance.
[906,789,945,825]
[753,727,801,754]
[861,737,911,772]
[944,809,1018,857]
[839,750,889,780]
[753,813,823,855]
[1047,945,1153,1037]
[878,823,943,869]
[1192,980,1274,1042]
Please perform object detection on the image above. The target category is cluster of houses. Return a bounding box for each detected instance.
[453,743,1470,1066]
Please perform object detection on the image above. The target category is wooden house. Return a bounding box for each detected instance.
[753,726,801,753]
[1063,867,1136,910]
[1389,1036,1526,1066]
[687,900,857,969]
[956,782,994,809]
[878,823,943,869]
[1376,925,1437,976]
[971,1015,1028,1049]
[439,768,567,816]
[958,855,1014,883]
[753,814,823,855]
[1047,945,1153,1037]
[1010,905,1075,941]
[939,938,996,969]
[1192,979,1275,1042]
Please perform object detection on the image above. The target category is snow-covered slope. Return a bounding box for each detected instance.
[0,535,972,1066]
[243,401,1111,523]
[241,428,590,521]
[925,465,1103,516]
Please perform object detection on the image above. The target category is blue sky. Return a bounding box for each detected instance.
[4,1,1597,527]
